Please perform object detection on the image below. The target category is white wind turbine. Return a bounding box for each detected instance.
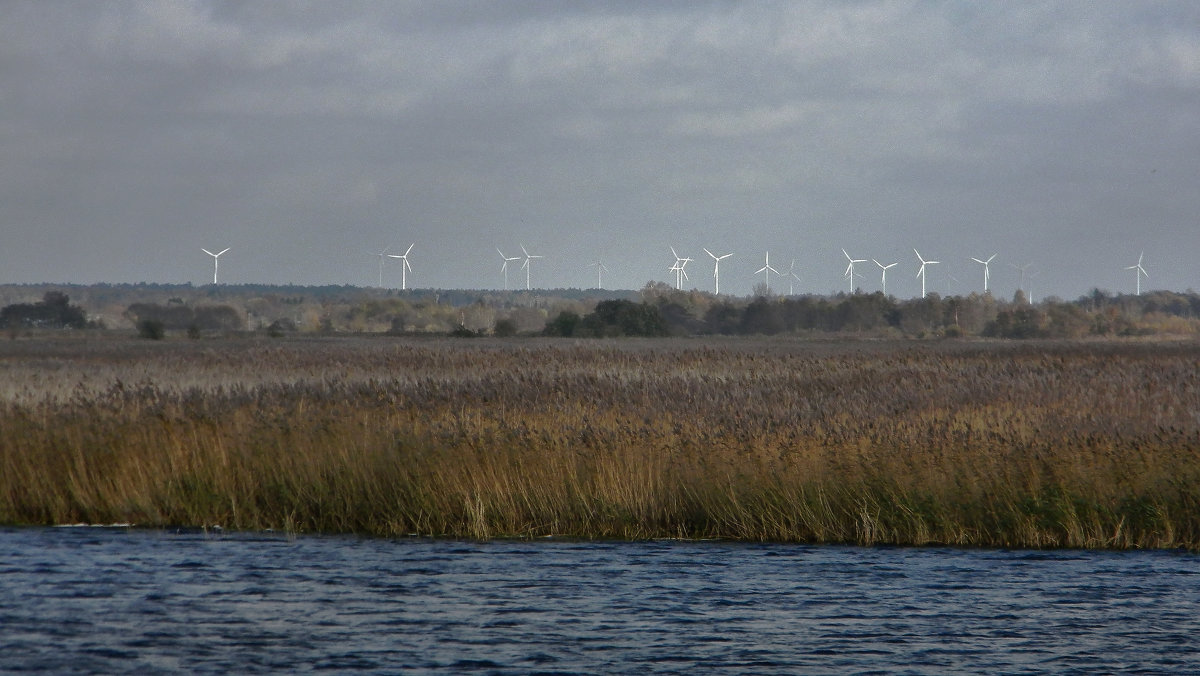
[703,248,732,295]
[1125,251,1148,296]
[520,244,543,290]
[914,249,939,298]
[369,247,391,287]
[669,259,689,289]
[589,260,609,289]
[970,254,997,293]
[669,247,692,290]
[842,249,866,294]
[787,258,801,296]
[497,248,521,290]
[755,251,780,293]
[1009,262,1033,299]
[202,247,230,285]
[387,243,415,290]
[872,259,897,295]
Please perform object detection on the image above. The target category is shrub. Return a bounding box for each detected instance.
[137,319,165,340]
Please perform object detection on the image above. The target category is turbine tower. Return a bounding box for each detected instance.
[914,249,939,298]
[497,248,520,290]
[787,258,801,296]
[1008,262,1033,299]
[387,243,415,290]
[589,260,609,289]
[703,248,732,295]
[1125,251,1148,296]
[1027,270,1041,304]
[842,249,866,294]
[369,247,390,287]
[520,244,543,290]
[202,247,230,285]
[970,254,997,293]
[755,251,780,293]
[872,259,897,295]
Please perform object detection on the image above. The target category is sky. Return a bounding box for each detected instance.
[2,1,1198,300]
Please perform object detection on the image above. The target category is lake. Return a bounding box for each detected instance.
[2,527,1197,673]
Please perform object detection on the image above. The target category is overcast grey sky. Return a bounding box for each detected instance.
[2,1,1198,299]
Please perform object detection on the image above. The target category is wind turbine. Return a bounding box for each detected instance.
[669,247,692,290]
[1009,262,1033,298]
[589,260,609,289]
[368,247,391,287]
[970,254,997,293]
[201,247,230,285]
[703,248,732,295]
[497,248,520,290]
[787,258,801,296]
[914,249,939,298]
[872,259,897,295]
[1026,270,1040,304]
[1125,251,1148,296]
[755,251,780,293]
[842,249,866,294]
[520,244,543,290]
[387,243,415,290]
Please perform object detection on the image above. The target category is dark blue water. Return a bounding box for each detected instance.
[1,527,1198,674]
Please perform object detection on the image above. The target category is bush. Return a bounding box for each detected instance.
[0,291,87,329]
[543,311,581,337]
[137,319,165,340]
[266,318,297,338]
[493,319,518,337]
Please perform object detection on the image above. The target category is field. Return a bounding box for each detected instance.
[2,333,1198,548]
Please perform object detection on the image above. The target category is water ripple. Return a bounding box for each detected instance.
[1,528,1198,673]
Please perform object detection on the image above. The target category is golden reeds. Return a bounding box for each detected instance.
[2,335,1198,548]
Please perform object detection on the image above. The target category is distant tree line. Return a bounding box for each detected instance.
[544,288,1200,339]
[0,291,88,329]
[543,300,669,337]
[6,283,1199,340]
[125,303,245,332]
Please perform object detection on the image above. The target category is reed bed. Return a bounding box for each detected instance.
[2,335,1199,548]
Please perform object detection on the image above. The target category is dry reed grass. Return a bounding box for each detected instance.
[2,334,1198,548]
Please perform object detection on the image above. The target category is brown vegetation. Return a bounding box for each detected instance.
[2,335,1199,548]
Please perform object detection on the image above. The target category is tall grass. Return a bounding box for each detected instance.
[2,335,1199,548]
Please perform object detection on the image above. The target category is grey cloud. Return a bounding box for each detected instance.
[1,1,1197,296]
